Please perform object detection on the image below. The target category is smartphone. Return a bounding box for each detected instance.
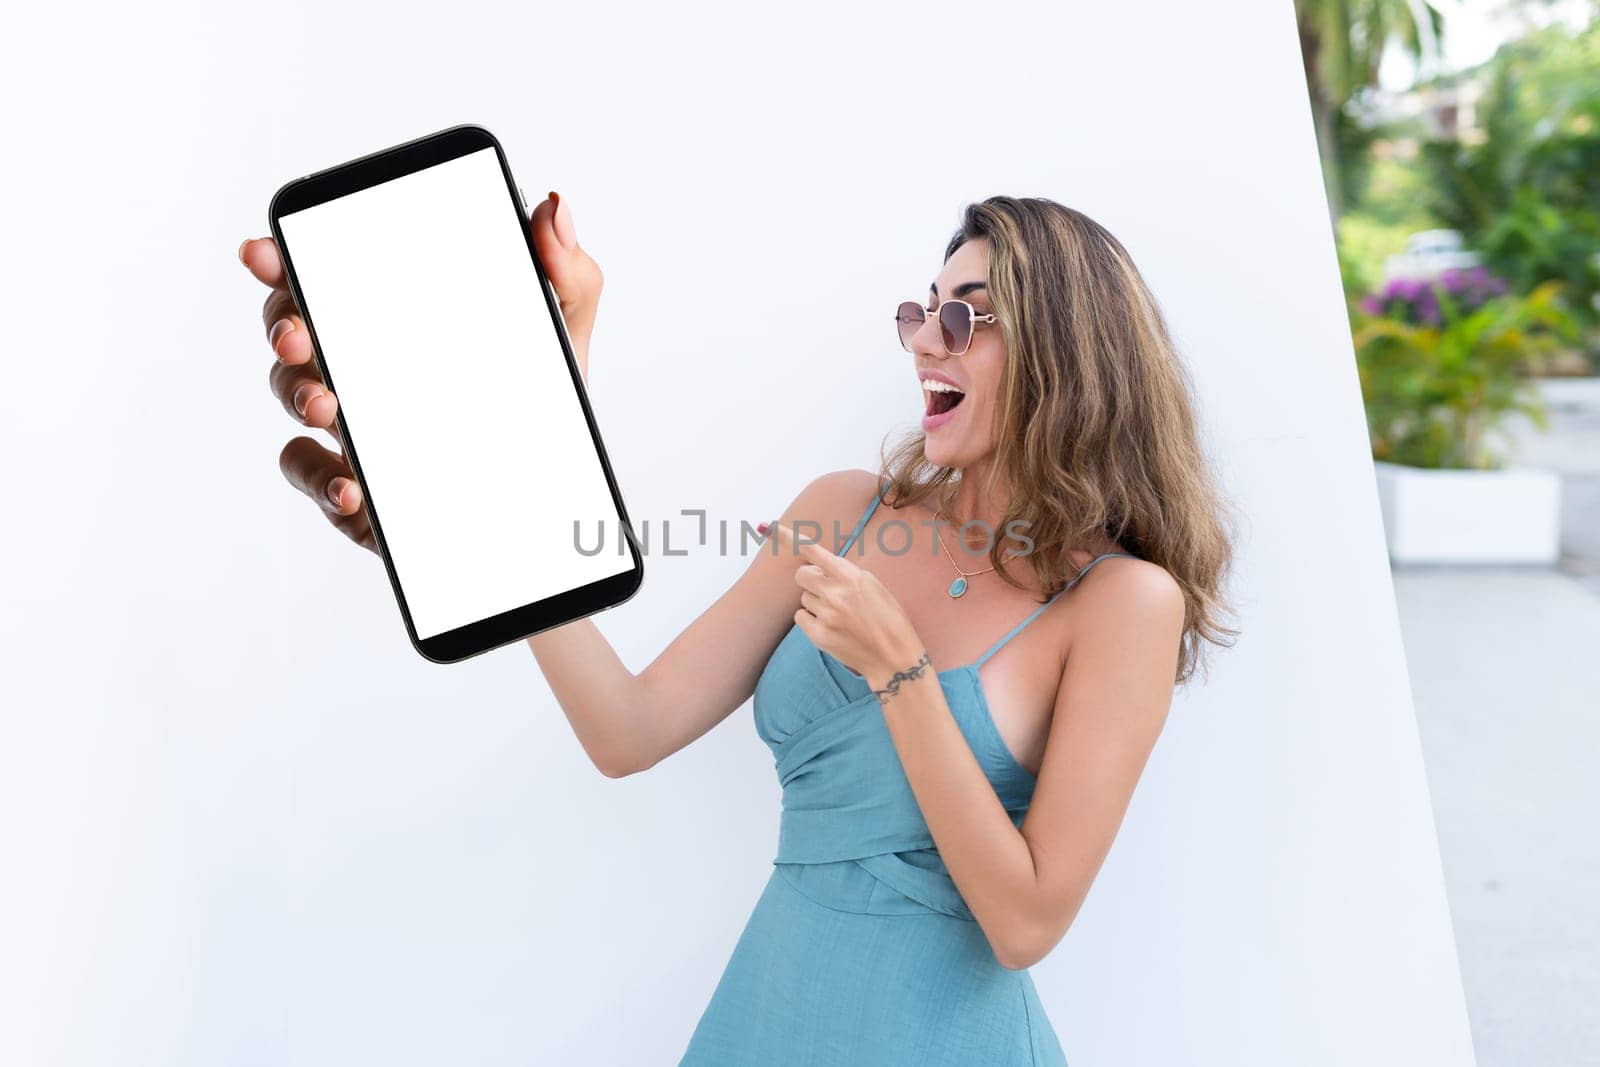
[268,124,643,663]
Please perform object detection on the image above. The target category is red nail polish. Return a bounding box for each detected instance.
[757,522,770,536]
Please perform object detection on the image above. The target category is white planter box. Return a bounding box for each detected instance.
[1533,375,1600,415]
[1373,461,1562,564]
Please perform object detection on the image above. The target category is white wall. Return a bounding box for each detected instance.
[0,1,1476,1063]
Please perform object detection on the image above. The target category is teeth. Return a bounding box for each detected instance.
[921,379,965,394]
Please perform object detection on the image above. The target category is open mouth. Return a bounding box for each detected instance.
[923,379,966,417]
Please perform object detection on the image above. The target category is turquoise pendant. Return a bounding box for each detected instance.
[949,576,968,598]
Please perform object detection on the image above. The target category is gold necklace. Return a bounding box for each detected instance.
[933,505,1013,598]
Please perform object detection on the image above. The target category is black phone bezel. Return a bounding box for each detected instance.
[267,123,644,664]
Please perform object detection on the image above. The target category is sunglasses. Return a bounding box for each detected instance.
[894,299,997,357]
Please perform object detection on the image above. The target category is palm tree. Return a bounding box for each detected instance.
[1296,0,1445,225]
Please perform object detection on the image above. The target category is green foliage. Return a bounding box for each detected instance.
[1337,236,1375,302]
[1346,151,1438,229]
[1419,22,1600,328]
[1351,279,1580,468]
[1333,104,1383,210]
[1296,0,1445,104]
[1336,206,1434,298]
[1480,185,1600,311]
[1418,64,1523,235]
[1296,0,1446,217]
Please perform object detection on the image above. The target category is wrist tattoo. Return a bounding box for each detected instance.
[872,652,933,704]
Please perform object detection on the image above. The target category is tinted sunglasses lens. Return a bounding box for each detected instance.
[939,301,972,354]
[895,301,924,351]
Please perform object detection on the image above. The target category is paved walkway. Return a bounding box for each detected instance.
[1391,566,1600,1066]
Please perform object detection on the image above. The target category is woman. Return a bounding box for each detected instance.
[239,193,1236,1064]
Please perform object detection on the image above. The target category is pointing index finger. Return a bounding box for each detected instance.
[769,519,849,573]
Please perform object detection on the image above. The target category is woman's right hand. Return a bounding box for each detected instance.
[237,191,605,552]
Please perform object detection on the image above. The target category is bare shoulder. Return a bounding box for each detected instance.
[1069,555,1186,636]
[779,468,884,538]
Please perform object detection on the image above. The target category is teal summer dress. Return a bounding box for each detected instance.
[679,482,1137,1065]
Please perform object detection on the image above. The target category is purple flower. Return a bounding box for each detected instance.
[1415,287,1441,325]
[1362,268,1511,326]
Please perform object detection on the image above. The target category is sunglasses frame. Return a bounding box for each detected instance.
[894,299,998,357]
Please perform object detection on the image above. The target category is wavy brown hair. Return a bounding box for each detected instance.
[879,196,1238,685]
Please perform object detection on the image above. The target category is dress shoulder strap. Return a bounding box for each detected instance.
[1066,551,1138,588]
[838,479,887,555]
[973,551,1138,668]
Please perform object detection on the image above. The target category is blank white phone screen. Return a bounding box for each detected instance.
[277,147,633,640]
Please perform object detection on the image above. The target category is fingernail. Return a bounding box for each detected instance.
[270,319,293,349]
[327,478,346,509]
[237,238,251,266]
[551,191,577,250]
[757,521,770,536]
[293,383,319,417]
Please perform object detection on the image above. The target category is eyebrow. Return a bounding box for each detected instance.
[930,280,987,301]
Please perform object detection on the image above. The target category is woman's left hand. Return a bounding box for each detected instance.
[767,520,927,688]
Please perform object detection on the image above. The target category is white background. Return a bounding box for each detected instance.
[278,146,632,640]
[0,1,1477,1064]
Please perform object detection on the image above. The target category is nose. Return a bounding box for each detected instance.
[910,308,951,360]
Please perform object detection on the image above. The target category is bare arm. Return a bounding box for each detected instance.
[530,469,881,777]
[990,562,1183,967]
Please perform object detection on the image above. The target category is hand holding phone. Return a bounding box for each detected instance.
[245,125,642,662]
[240,191,601,547]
